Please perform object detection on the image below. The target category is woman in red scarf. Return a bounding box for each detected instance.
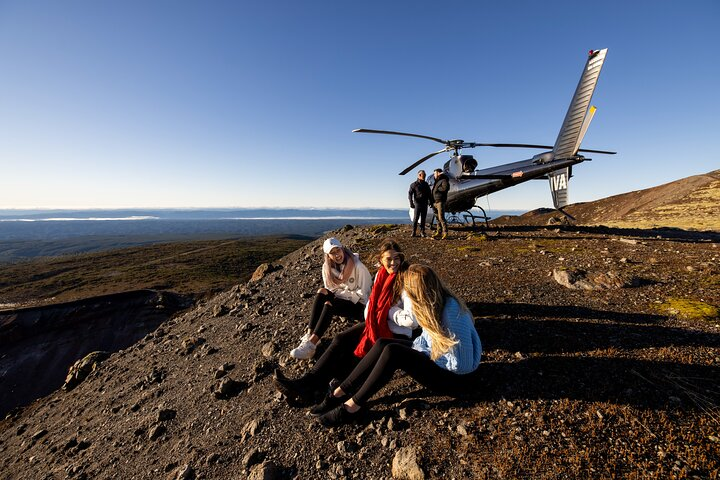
[273,239,417,403]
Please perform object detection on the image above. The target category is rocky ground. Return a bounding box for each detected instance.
[1,223,718,479]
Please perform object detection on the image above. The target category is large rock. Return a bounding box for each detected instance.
[392,447,425,480]
[250,263,277,283]
[62,351,110,391]
[552,268,639,290]
[248,461,281,480]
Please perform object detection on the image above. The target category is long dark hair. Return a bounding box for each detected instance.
[376,238,409,303]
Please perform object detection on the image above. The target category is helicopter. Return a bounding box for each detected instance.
[354,48,615,227]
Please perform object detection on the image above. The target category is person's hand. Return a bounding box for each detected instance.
[410,203,415,209]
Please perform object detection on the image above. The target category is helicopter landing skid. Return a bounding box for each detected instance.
[431,205,496,235]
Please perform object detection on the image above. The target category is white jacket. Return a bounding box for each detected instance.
[364,276,419,338]
[321,253,372,304]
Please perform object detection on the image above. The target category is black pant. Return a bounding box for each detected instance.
[412,203,428,234]
[308,291,364,339]
[304,323,366,388]
[304,324,408,392]
[339,338,473,406]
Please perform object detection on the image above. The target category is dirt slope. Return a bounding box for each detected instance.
[495,169,720,231]
[0,224,718,479]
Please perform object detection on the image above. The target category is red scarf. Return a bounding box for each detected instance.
[354,267,395,357]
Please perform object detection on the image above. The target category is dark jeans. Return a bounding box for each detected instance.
[339,338,473,406]
[412,203,429,235]
[308,291,364,339]
[433,201,448,234]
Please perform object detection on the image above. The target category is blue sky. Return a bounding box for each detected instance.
[1,1,718,210]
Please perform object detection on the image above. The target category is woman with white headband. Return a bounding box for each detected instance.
[290,237,372,360]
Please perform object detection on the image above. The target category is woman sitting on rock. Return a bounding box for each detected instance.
[290,237,372,360]
[313,264,482,427]
[274,239,417,400]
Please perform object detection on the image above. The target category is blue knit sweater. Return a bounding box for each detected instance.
[412,297,482,374]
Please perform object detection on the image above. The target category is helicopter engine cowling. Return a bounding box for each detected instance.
[445,155,478,178]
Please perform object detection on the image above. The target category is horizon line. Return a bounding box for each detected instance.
[0,206,529,212]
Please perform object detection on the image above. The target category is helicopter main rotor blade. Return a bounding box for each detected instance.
[468,143,554,149]
[577,148,616,154]
[467,142,616,154]
[353,129,448,145]
[398,148,448,176]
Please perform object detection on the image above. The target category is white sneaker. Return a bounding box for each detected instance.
[300,331,312,343]
[290,339,317,360]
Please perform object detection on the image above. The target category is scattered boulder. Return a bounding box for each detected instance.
[145,367,166,385]
[336,440,358,455]
[248,461,281,480]
[175,464,195,480]
[63,437,78,451]
[214,377,247,399]
[242,447,265,469]
[552,268,639,290]
[180,337,205,355]
[148,424,166,440]
[77,438,91,450]
[261,342,277,359]
[157,408,177,422]
[241,419,263,441]
[63,351,110,391]
[392,447,425,480]
[250,263,278,283]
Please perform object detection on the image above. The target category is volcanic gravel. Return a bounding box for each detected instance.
[1,223,718,479]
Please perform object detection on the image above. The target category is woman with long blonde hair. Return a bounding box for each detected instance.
[313,264,482,426]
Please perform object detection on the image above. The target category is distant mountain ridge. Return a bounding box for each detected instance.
[499,169,720,231]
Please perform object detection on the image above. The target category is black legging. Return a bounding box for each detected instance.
[302,324,408,391]
[301,323,366,388]
[339,338,474,407]
[308,291,365,339]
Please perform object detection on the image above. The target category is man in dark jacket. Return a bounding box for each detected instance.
[408,170,432,237]
[431,168,449,239]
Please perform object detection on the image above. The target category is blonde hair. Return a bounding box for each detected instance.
[403,264,467,360]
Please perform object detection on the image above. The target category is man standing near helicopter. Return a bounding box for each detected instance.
[431,168,449,239]
[408,170,432,237]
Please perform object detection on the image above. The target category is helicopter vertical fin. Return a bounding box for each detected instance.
[573,105,597,155]
[552,49,608,159]
[548,167,569,209]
